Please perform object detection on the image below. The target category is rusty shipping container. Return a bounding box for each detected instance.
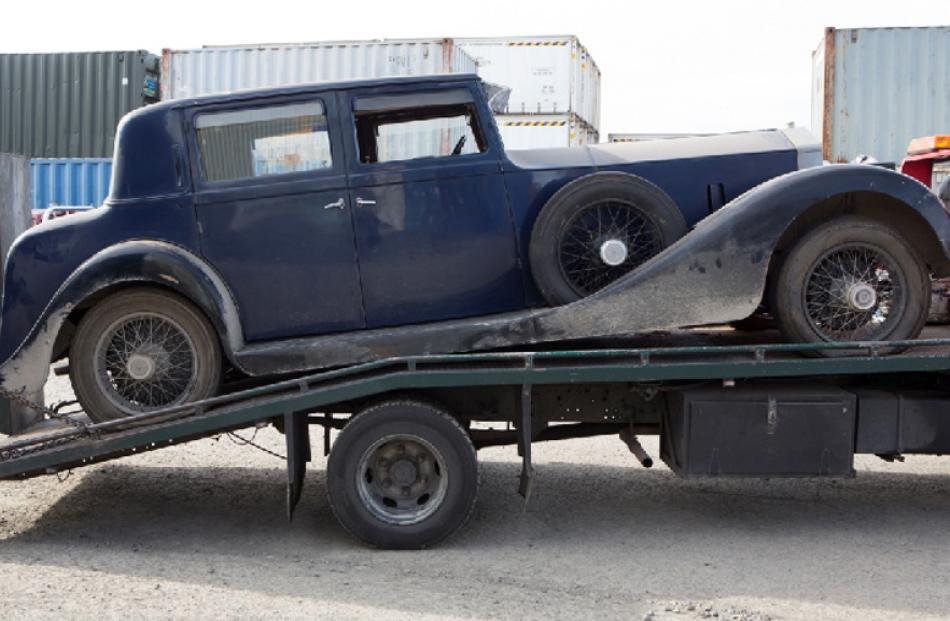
[812,26,950,164]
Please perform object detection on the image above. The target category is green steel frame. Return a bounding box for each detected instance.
[2,336,950,480]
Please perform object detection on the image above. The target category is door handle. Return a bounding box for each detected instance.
[355,197,377,208]
[323,198,345,210]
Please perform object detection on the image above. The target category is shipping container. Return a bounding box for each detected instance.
[0,51,160,158]
[812,26,950,164]
[496,113,598,150]
[161,39,477,100]
[30,158,111,211]
[456,35,601,130]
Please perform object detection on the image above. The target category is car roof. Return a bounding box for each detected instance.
[158,73,481,111]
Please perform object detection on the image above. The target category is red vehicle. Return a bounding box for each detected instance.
[901,135,950,322]
[901,135,950,200]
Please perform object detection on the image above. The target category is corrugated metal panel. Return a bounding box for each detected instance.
[0,51,160,158]
[497,113,598,150]
[30,158,112,210]
[812,26,950,163]
[456,35,601,130]
[161,40,477,100]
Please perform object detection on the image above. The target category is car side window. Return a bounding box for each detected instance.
[195,101,332,183]
[354,90,487,164]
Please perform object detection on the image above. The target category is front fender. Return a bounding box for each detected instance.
[536,164,950,337]
[0,241,245,431]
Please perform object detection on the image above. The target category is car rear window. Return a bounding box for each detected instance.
[353,91,486,165]
[195,101,332,183]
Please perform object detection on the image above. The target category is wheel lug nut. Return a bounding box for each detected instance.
[401,486,411,497]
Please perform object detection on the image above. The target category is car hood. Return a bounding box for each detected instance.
[504,128,821,171]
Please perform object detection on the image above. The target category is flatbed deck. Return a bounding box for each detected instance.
[3,326,950,481]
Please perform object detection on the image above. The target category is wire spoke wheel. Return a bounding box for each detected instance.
[94,312,198,412]
[557,199,662,296]
[356,434,449,526]
[802,243,906,341]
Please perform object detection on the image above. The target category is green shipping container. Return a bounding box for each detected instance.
[0,51,159,158]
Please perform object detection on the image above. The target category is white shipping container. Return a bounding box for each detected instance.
[161,39,478,100]
[497,114,599,150]
[811,26,950,164]
[457,35,601,130]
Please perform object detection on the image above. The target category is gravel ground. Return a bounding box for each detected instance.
[2,372,950,620]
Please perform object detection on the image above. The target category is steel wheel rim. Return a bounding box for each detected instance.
[356,434,449,526]
[93,312,199,412]
[802,242,906,341]
[557,199,662,296]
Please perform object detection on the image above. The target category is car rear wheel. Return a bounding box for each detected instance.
[771,217,929,356]
[327,400,478,549]
[529,172,688,305]
[69,289,222,422]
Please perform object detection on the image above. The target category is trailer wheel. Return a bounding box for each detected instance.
[69,289,222,421]
[771,217,929,355]
[327,400,478,549]
[529,172,688,305]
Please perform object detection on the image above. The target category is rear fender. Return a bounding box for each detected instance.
[0,241,244,429]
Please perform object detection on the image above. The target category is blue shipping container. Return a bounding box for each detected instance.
[31,158,112,210]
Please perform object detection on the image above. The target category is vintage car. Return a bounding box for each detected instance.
[1,73,949,430]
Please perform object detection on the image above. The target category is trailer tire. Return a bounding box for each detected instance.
[771,217,929,355]
[529,172,688,305]
[69,289,222,421]
[327,400,478,549]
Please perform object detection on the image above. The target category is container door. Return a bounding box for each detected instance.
[341,85,523,329]
[188,95,364,342]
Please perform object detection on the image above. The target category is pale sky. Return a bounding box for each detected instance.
[2,0,948,137]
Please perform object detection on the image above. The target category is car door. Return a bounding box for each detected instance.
[188,93,365,342]
[341,85,523,328]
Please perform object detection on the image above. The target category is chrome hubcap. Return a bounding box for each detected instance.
[846,282,877,311]
[599,239,629,266]
[126,352,157,380]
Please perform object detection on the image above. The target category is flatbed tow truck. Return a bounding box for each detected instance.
[3,78,950,548]
[4,326,950,548]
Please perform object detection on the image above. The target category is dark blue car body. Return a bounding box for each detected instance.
[3,73,948,433]
[0,75,806,352]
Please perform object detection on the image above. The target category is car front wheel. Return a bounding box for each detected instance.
[69,289,222,422]
[771,217,929,355]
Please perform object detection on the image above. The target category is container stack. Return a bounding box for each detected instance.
[456,35,601,148]
[161,36,602,150]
